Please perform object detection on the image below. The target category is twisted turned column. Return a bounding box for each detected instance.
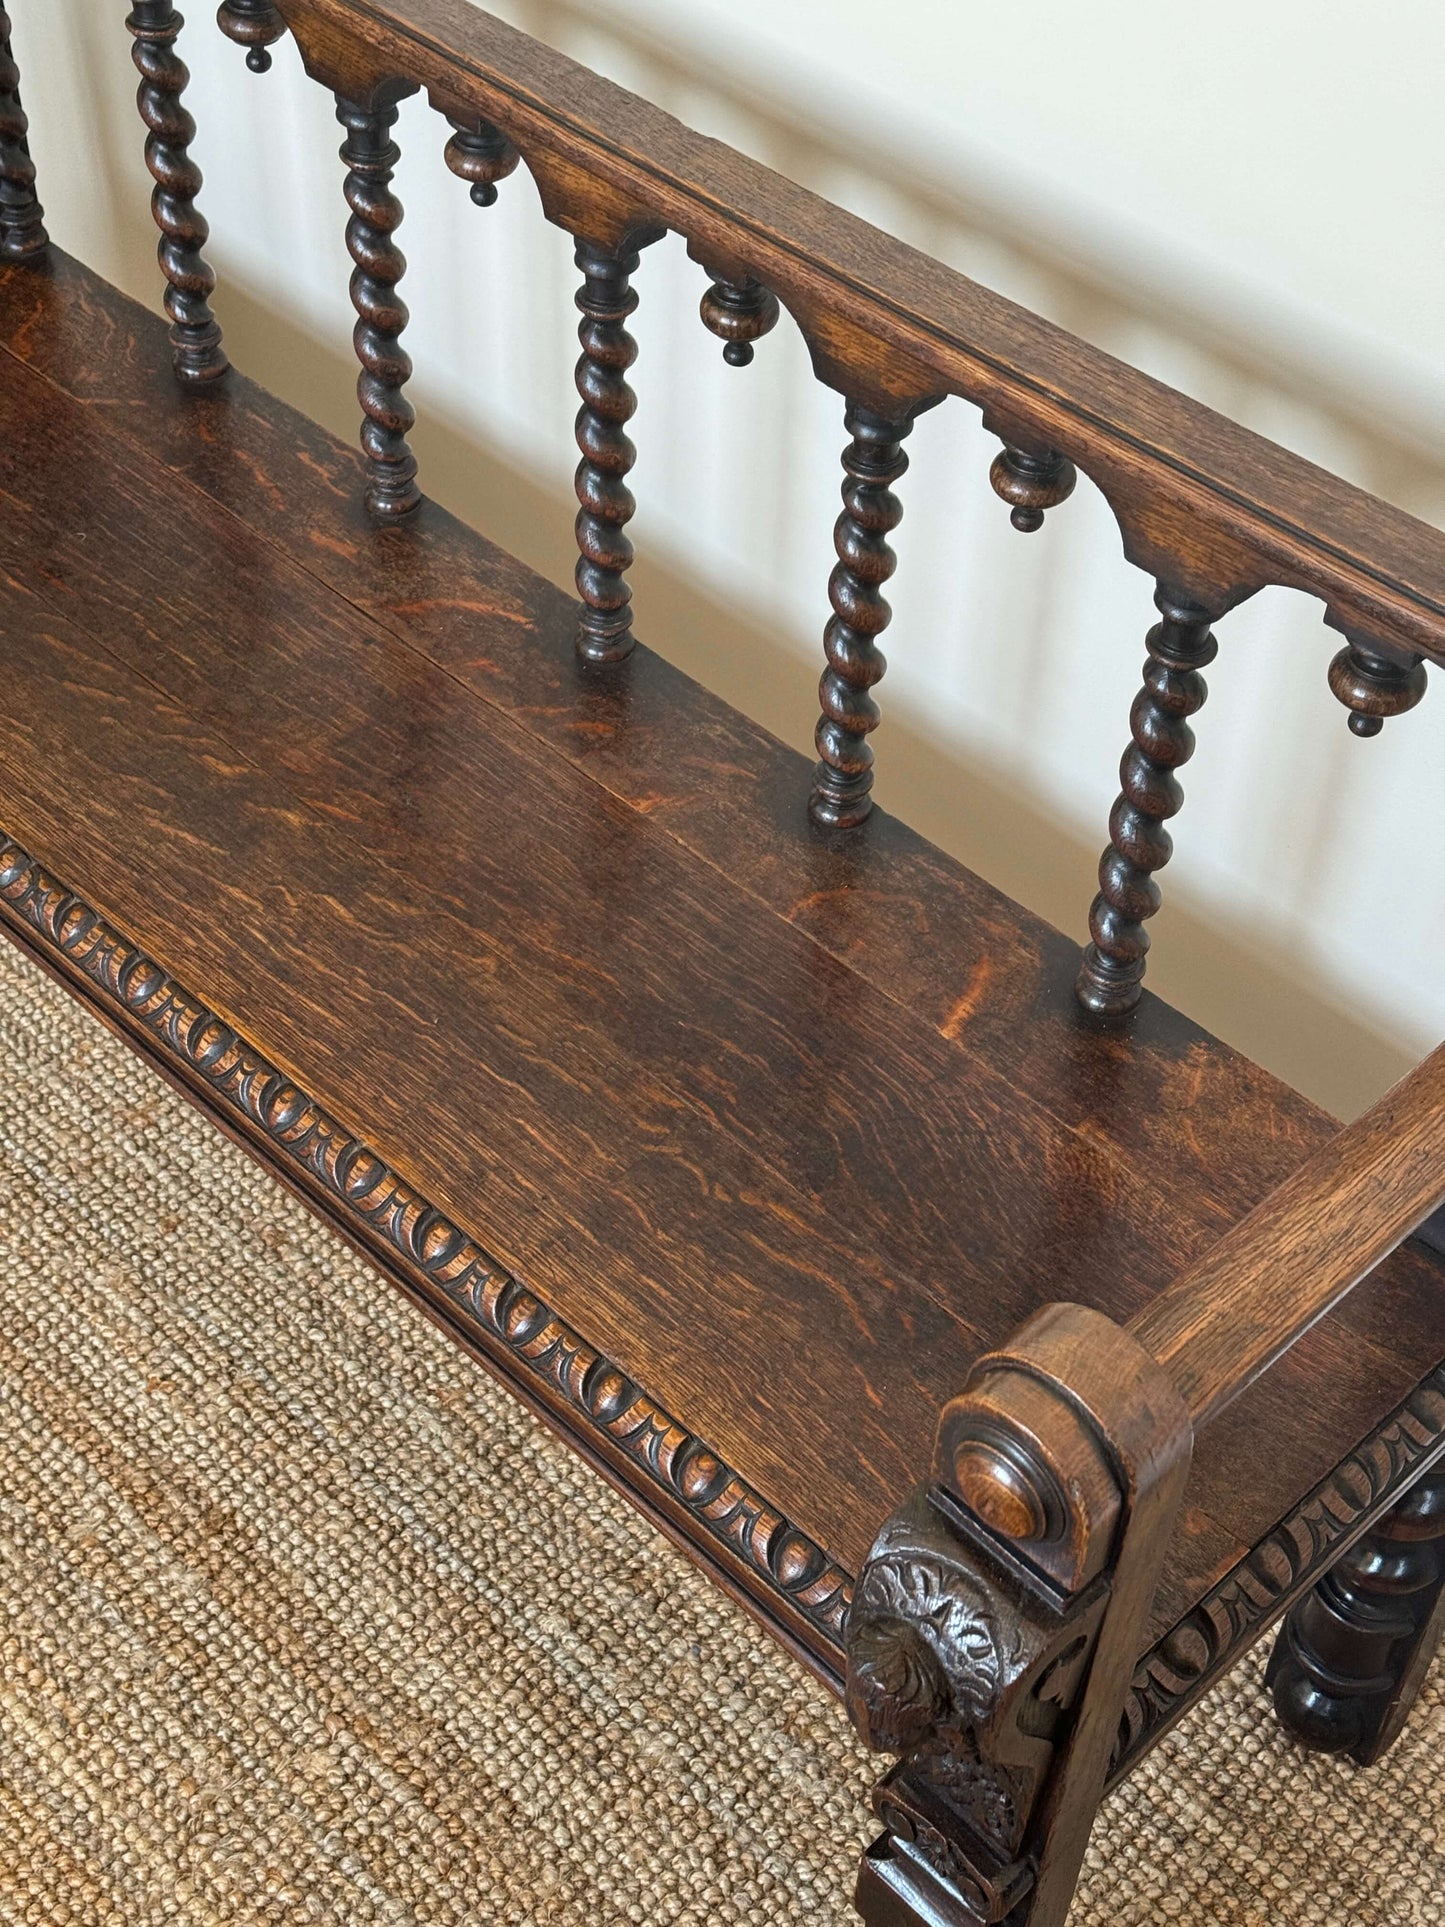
[1075,586,1219,1018]
[573,239,644,663]
[126,3,227,382]
[336,96,419,519]
[0,8,46,263]
[809,403,916,829]
[1268,1466,1445,1764]
[216,0,287,73]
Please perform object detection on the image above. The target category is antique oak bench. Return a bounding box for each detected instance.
[1,3,1442,1921]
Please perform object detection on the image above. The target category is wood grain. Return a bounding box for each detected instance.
[1132,1040,1445,1427]
[270,0,1445,662]
[0,308,1439,1655]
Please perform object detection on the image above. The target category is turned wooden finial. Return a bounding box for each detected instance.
[699,273,780,366]
[989,443,1076,531]
[1327,640,1427,737]
[443,115,519,206]
[215,0,286,71]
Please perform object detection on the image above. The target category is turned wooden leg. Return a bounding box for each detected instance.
[1267,1463,1445,1765]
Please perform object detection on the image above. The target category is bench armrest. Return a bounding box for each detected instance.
[1129,1040,1445,1428]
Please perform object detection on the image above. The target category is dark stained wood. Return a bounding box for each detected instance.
[0,319,1439,1675]
[572,235,651,662]
[1115,1365,1445,1782]
[1077,587,1219,1019]
[442,110,518,206]
[698,270,780,366]
[988,442,1075,533]
[0,255,1353,1221]
[1268,1464,1445,1763]
[4,1,1444,1906]
[216,0,289,72]
[269,0,1445,664]
[124,2,227,383]
[850,1306,1192,1927]
[1326,633,1430,738]
[336,89,420,516]
[0,7,46,263]
[810,401,924,829]
[1130,1040,1445,1428]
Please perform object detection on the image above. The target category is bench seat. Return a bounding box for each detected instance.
[1,250,1440,1731]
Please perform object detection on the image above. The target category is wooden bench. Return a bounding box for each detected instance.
[1,3,1442,1921]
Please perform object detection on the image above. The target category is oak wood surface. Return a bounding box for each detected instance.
[272,0,1445,659]
[0,270,1440,1663]
[1133,1041,1445,1427]
[0,254,1344,1219]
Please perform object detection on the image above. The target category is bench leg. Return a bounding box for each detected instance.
[845,1306,1192,1926]
[1267,1463,1445,1765]
[0,7,47,263]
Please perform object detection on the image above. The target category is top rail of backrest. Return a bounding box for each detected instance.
[278,0,1445,666]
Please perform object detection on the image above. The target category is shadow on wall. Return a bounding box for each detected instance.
[511,0,1445,526]
[68,0,1430,1121]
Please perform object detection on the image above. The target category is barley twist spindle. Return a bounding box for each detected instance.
[215,0,286,71]
[573,238,644,663]
[700,273,779,366]
[443,114,518,206]
[336,95,419,519]
[126,3,228,383]
[0,8,46,263]
[809,403,916,829]
[1076,586,1219,1018]
[989,442,1076,531]
[1327,639,1427,738]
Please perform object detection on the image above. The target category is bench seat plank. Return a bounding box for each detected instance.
[0,254,1440,1677]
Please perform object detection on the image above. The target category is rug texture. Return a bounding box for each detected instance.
[0,933,1439,1926]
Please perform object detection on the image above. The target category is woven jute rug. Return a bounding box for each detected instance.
[0,934,1439,1927]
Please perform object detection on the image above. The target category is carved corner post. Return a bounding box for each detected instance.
[810,401,931,830]
[0,7,46,264]
[1075,583,1222,1020]
[846,1305,1192,1927]
[335,85,422,518]
[1267,1463,1445,1766]
[126,3,228,383]
[215,0,287,73]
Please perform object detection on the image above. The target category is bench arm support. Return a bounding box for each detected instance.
[1129,1038,1445,1430]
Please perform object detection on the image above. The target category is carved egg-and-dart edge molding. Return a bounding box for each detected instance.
[2,829,1442,1744]
[0,834,853,1648]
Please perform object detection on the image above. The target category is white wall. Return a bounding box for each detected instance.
[13,0,1445,1118]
